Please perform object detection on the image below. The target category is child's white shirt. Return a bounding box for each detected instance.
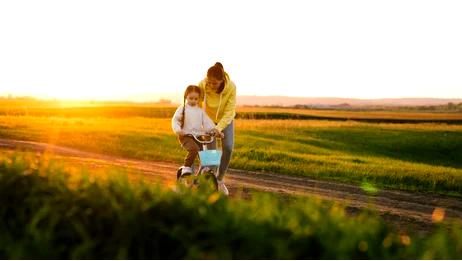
[171,104,216,135]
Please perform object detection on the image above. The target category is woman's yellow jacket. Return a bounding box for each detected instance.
[198,72,237,131]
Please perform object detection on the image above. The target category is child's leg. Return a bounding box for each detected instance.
[179,136,200,168]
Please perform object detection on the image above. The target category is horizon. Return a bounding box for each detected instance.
[1,0,461,100]
[1,93,461,107]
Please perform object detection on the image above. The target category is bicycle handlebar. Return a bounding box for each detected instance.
[185,133,217,144]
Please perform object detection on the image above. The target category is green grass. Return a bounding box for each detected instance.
[1,153,461,259]
[235,120,462,194]
[0,116,461,195]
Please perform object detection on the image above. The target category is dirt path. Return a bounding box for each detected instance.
[1,138,461,233]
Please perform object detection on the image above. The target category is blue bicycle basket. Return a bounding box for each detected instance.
[199,150,222,166]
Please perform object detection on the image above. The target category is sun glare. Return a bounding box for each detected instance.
[31,86,129,101]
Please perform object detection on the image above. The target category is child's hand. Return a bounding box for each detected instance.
[178,130,186,137]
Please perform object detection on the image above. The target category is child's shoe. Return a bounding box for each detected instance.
[217,180,229,196]
[181,166,193,175]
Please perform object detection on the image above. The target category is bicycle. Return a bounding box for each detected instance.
[176,133,221,191]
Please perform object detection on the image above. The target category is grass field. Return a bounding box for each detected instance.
[1,104,461,258]
[1,152,461,259]
[0,108,461,195]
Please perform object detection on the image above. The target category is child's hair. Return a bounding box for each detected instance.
[181,85,202,128]
[207,62,226,94]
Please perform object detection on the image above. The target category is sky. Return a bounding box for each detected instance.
[0,0,461,102]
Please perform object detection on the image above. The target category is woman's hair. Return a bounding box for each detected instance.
[181,85,202,128]
[207,62,226,94]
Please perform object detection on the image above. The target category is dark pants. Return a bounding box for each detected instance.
[178,136,201,167]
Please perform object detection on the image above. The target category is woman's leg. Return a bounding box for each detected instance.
[217,120,234,181]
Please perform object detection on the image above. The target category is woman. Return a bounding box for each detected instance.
[198,62,236,196]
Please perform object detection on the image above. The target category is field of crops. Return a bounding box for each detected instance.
[2,103,462,123]
[238,106,462,119]
[0,106,461,195]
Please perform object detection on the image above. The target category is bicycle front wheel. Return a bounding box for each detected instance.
[201,170,218,191]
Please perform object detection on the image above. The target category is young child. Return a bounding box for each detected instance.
[172,85,217,175]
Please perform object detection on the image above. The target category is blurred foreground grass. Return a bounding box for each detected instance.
[0,152,461,259]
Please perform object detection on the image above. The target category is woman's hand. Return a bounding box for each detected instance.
[211,128,224,138]
[177,130,186,137]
